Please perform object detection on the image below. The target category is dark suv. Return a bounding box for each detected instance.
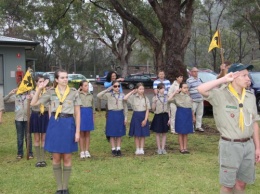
[249,72,260,111]
[121,74,154,89]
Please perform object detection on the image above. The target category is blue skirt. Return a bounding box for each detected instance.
[129,111,150,137]
[44,116,78,153]
[175,107,193,134]
[150,113,169,133]
[30,111,49,133]
[106,110,126,137]
[80,107,94,131]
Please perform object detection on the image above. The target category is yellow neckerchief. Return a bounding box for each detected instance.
[36,87,46,114]
[55,85,70,119]
[228,83,246,131]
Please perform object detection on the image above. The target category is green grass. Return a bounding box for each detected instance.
[0,112,260,194]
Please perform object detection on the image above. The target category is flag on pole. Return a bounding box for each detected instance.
[208,30,221,52]
[16,70,34,95]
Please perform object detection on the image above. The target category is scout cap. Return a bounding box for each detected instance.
[228,63,253,73]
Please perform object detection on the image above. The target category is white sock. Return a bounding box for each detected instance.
[116,147,121,150]
[112,147,116,151]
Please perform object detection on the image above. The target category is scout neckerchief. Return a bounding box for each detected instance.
[157,93,166,112]
[36,87,46,114]
[111,91,120,108]
[228,83,246,131]
[55,85,70,119]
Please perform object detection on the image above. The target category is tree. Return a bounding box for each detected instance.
[106,0,195,80]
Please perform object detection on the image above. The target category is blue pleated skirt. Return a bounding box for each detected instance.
[106,110,126,137]
[44,116,78,153]
[175,107,193,134]
[150,112,169,133]
[30,111,49,133]
[129,111,150,137]
[80,107,94,131]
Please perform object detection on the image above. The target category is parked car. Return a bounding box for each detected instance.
[130,72,157,81]
[95,75,107,85]
[42,72,55,82]
[249,72,260,111]
[121,74,154,89]
[68,74,93,93]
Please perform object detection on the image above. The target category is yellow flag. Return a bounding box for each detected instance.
[16,70,34,95]
[208,30,221,52]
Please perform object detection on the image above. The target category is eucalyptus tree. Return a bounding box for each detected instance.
[104,0,195,81]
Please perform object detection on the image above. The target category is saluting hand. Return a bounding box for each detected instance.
[224,72,240,83]
[38,79,49,89]
[9,88,18,95]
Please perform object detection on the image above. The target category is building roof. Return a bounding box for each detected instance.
[0,35,40,50]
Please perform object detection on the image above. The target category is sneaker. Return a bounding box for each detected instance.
[135,150,140,155]
[29,154,34,159]
[80,151,85,159]
[112,150,117,157]
[116,150,122,157]
[157,149,162,155]
[161,149,167,154]
[41,161,47,167]
[139,150,144,155]
[196,128,204,132]
[16,155,23,159]
[35,161,42,167]
[85,151,91,158]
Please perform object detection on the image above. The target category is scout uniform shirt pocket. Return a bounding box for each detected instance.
[225,105,239,121]
[51,95,60,111]
[244,108,253,127]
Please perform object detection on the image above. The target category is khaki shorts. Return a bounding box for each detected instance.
[219,139,255,187]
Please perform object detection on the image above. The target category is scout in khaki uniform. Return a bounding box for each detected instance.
[31,69,81,194]
[168,73,183,134]
[78,80,95,159]
[198,63,260,194]
[4,89,33,159]
[124,83,151,155]
[0,93,4,124]
[150,83,171,155]
[168,83,195,154]
[97,81,127,157]
[30,74,50,167]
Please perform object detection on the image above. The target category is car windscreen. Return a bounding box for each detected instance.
[198,72,217,83]
[250,73,260,84]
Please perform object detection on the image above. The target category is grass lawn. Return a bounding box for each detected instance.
[0,112,260,194]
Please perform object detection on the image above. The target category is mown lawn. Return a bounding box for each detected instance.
[0,112,259,194]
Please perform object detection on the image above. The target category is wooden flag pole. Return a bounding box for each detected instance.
[26,98,31,160]
[219,29,224,64]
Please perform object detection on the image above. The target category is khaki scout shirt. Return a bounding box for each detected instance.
[4,92,29,121]
[0,94,4,112]
[126,93,150,112]
[168,92,193,109]
[30,90,49,112]
[38,88,82,114]
[205,84,260,139]
[152,94,170,114]
[168,81,180,96]
[97,90,128,119]
[79,91,95,113]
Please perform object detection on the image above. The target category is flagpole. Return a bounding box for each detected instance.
[26,98,31,160]
[219,29,224,64]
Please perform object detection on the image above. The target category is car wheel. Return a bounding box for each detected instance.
[257,96,260,112]
[128,83,135,90]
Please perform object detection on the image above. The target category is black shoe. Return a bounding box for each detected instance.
[112,150,117,157]
[41,161,47,167]
[116,150,122,157]
[63,189,69,194]
[55,190,63,194]
[35,162,42,167]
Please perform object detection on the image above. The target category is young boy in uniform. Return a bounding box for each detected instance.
[198,63,260,194]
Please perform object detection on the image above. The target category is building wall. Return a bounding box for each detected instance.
[0,47,26,95]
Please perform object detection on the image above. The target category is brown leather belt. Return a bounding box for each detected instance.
[221,136,251,142]
[52,112,73,118]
